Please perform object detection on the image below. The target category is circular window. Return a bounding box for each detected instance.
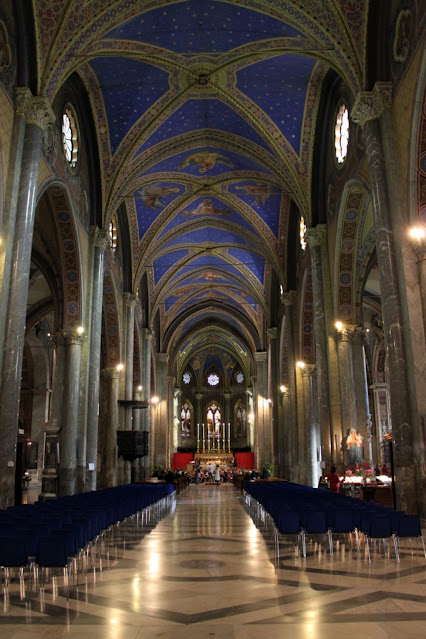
[62,106,78,168]
[207,374,219,386]
[335,104,349,164]
[236,372,244,384]
[183,372,191,384]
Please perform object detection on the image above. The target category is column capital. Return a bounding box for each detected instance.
[254,352,267,362]
[281,290,296,307]
[351,82,393,127]
[156,352,169,363]
[335,325,358,342]
[142,328,154,341]
[305,224,327,248]
[194,392,203,400]
[16,88,55,131]
[123,292,138,309]
[267,327,278,339]
[101,367,121,380]
[301,364,316,377]
[224,392,232,400]
[411,236,426,262]
[89,226,110,250]
[51,330,84,348]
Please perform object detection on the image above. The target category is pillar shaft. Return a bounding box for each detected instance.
[267,327,279,475]
[301,365,317,487]
[0,92,54,508]
[352,84,418,512]
[86,228,109,491]
[100,368,120,487]
[58,334,83,496]
[254,353,270,471]
[306,226,333,472]
[282,292,299,481]
[336,328,357,441]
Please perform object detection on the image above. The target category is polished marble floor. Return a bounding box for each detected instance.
[1,484,425,638]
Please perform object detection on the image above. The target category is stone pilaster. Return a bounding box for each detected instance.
[142,329,154,476]
[0,91,55,508]
[267,327,279,474]
[86,227,109,491]
[336,326,358,459]
[154,353,168,469]
[121,293,138,484]
[281,388,291,479]
[305,225,333,473]
[301,364,318,487]
[351,328,372,464]
[352,84,418,513]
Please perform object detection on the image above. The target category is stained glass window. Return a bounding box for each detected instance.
[183,372,191,384]
[335,104,349,164]
[236,372,244,383]
[207,373,219,386]
[62,107,78,168]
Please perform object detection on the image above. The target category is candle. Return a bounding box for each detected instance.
[197,423,199,444]
[202,423,205,443]
[228,422,230,440]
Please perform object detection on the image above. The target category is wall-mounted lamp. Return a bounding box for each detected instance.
[137,385,142,392]
[116,363,124,372]
[77,326,84,335]
[409,226,425,240]
[280,385,287,393]
[335,321,343,331]
[248,413,254,420]
[151,396,159,404]
[296,361,305,369]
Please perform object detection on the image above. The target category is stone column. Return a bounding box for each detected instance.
[281,388,291,480]
[0,91,55,508]
[371,382,392,463]
[267,327,279,475]
[100,368,120,488]
[351,328,371,464]
[86,227,109,491]
[245,388,254,448]
[122,293,138,484]
[154,353,169,469]
[254,352,270,471]
[305,226,333,472]
[142,329,153,476]
[281,291,299,481]
[167,375,175,467]
[336,326,357,461]
[132,384,142,482]
[352,84,418,512]
[173,388,181,451]
[58,332,83,496]
[301,365,318,487]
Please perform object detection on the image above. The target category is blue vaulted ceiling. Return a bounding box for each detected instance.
[43,0,365,367]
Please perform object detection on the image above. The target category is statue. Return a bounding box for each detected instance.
[346,428,363,466]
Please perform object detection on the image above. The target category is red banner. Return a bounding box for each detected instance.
[172,453,194,469]
[235,452,255,469]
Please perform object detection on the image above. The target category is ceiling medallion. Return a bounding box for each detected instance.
[176,62,230,95]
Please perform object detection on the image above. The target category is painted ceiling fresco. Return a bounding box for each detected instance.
[35,0,366,370]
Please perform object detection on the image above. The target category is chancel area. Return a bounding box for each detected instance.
[0,1,425,636]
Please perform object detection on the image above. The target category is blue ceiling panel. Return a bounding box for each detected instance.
[153,248,189,284]
[236,54,317,154]
[228,248,265,284]
[227,180,283,236]
[103,0,304,54]
[169,256,247,283]
[134,182,185,240]
[135,100,271,156]
[158,197,260,238]
[162,228,252,248]
[89,57,170,155]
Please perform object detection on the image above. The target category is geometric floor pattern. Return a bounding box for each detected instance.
[1,484,425,638]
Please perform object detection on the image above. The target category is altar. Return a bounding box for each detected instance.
[194,451,235,467]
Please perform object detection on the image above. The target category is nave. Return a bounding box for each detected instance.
[1,485,425,639]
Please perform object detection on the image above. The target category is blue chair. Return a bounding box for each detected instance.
[396,515,426,559]
[35,536,74,597]
[365,514,399,563]
[0,536,33,594]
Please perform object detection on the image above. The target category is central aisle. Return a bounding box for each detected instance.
[1,484,425,639]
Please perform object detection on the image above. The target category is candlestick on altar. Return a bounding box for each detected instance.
[202,423,205,452]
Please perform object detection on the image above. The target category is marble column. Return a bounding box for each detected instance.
[245,388,254,448]
[173,388,181,451]
[58,332,83,496]
[336,326,357,460]
[371,382,392,463]
[281,291,299,481]
[0,91,55,508]
[301,365,318,487]
[86,227,109,491]
[351,328,371,464]
[100,368,120,487]
[305,226,333,472]
[254,353,270,471]
[352,83,418,513]
[267,327,279,475]
[281,388,291,480]
[132,385,142,482]
[154,353,169,469]
[122,293,138,484]
[142,329,153,476]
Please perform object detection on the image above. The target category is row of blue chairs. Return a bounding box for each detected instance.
[243,481,425,563]
[0,483,175,595]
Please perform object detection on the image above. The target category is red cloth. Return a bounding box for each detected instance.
[235,452,255,469]
[172,453,194,469]
[326,471,340,493]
